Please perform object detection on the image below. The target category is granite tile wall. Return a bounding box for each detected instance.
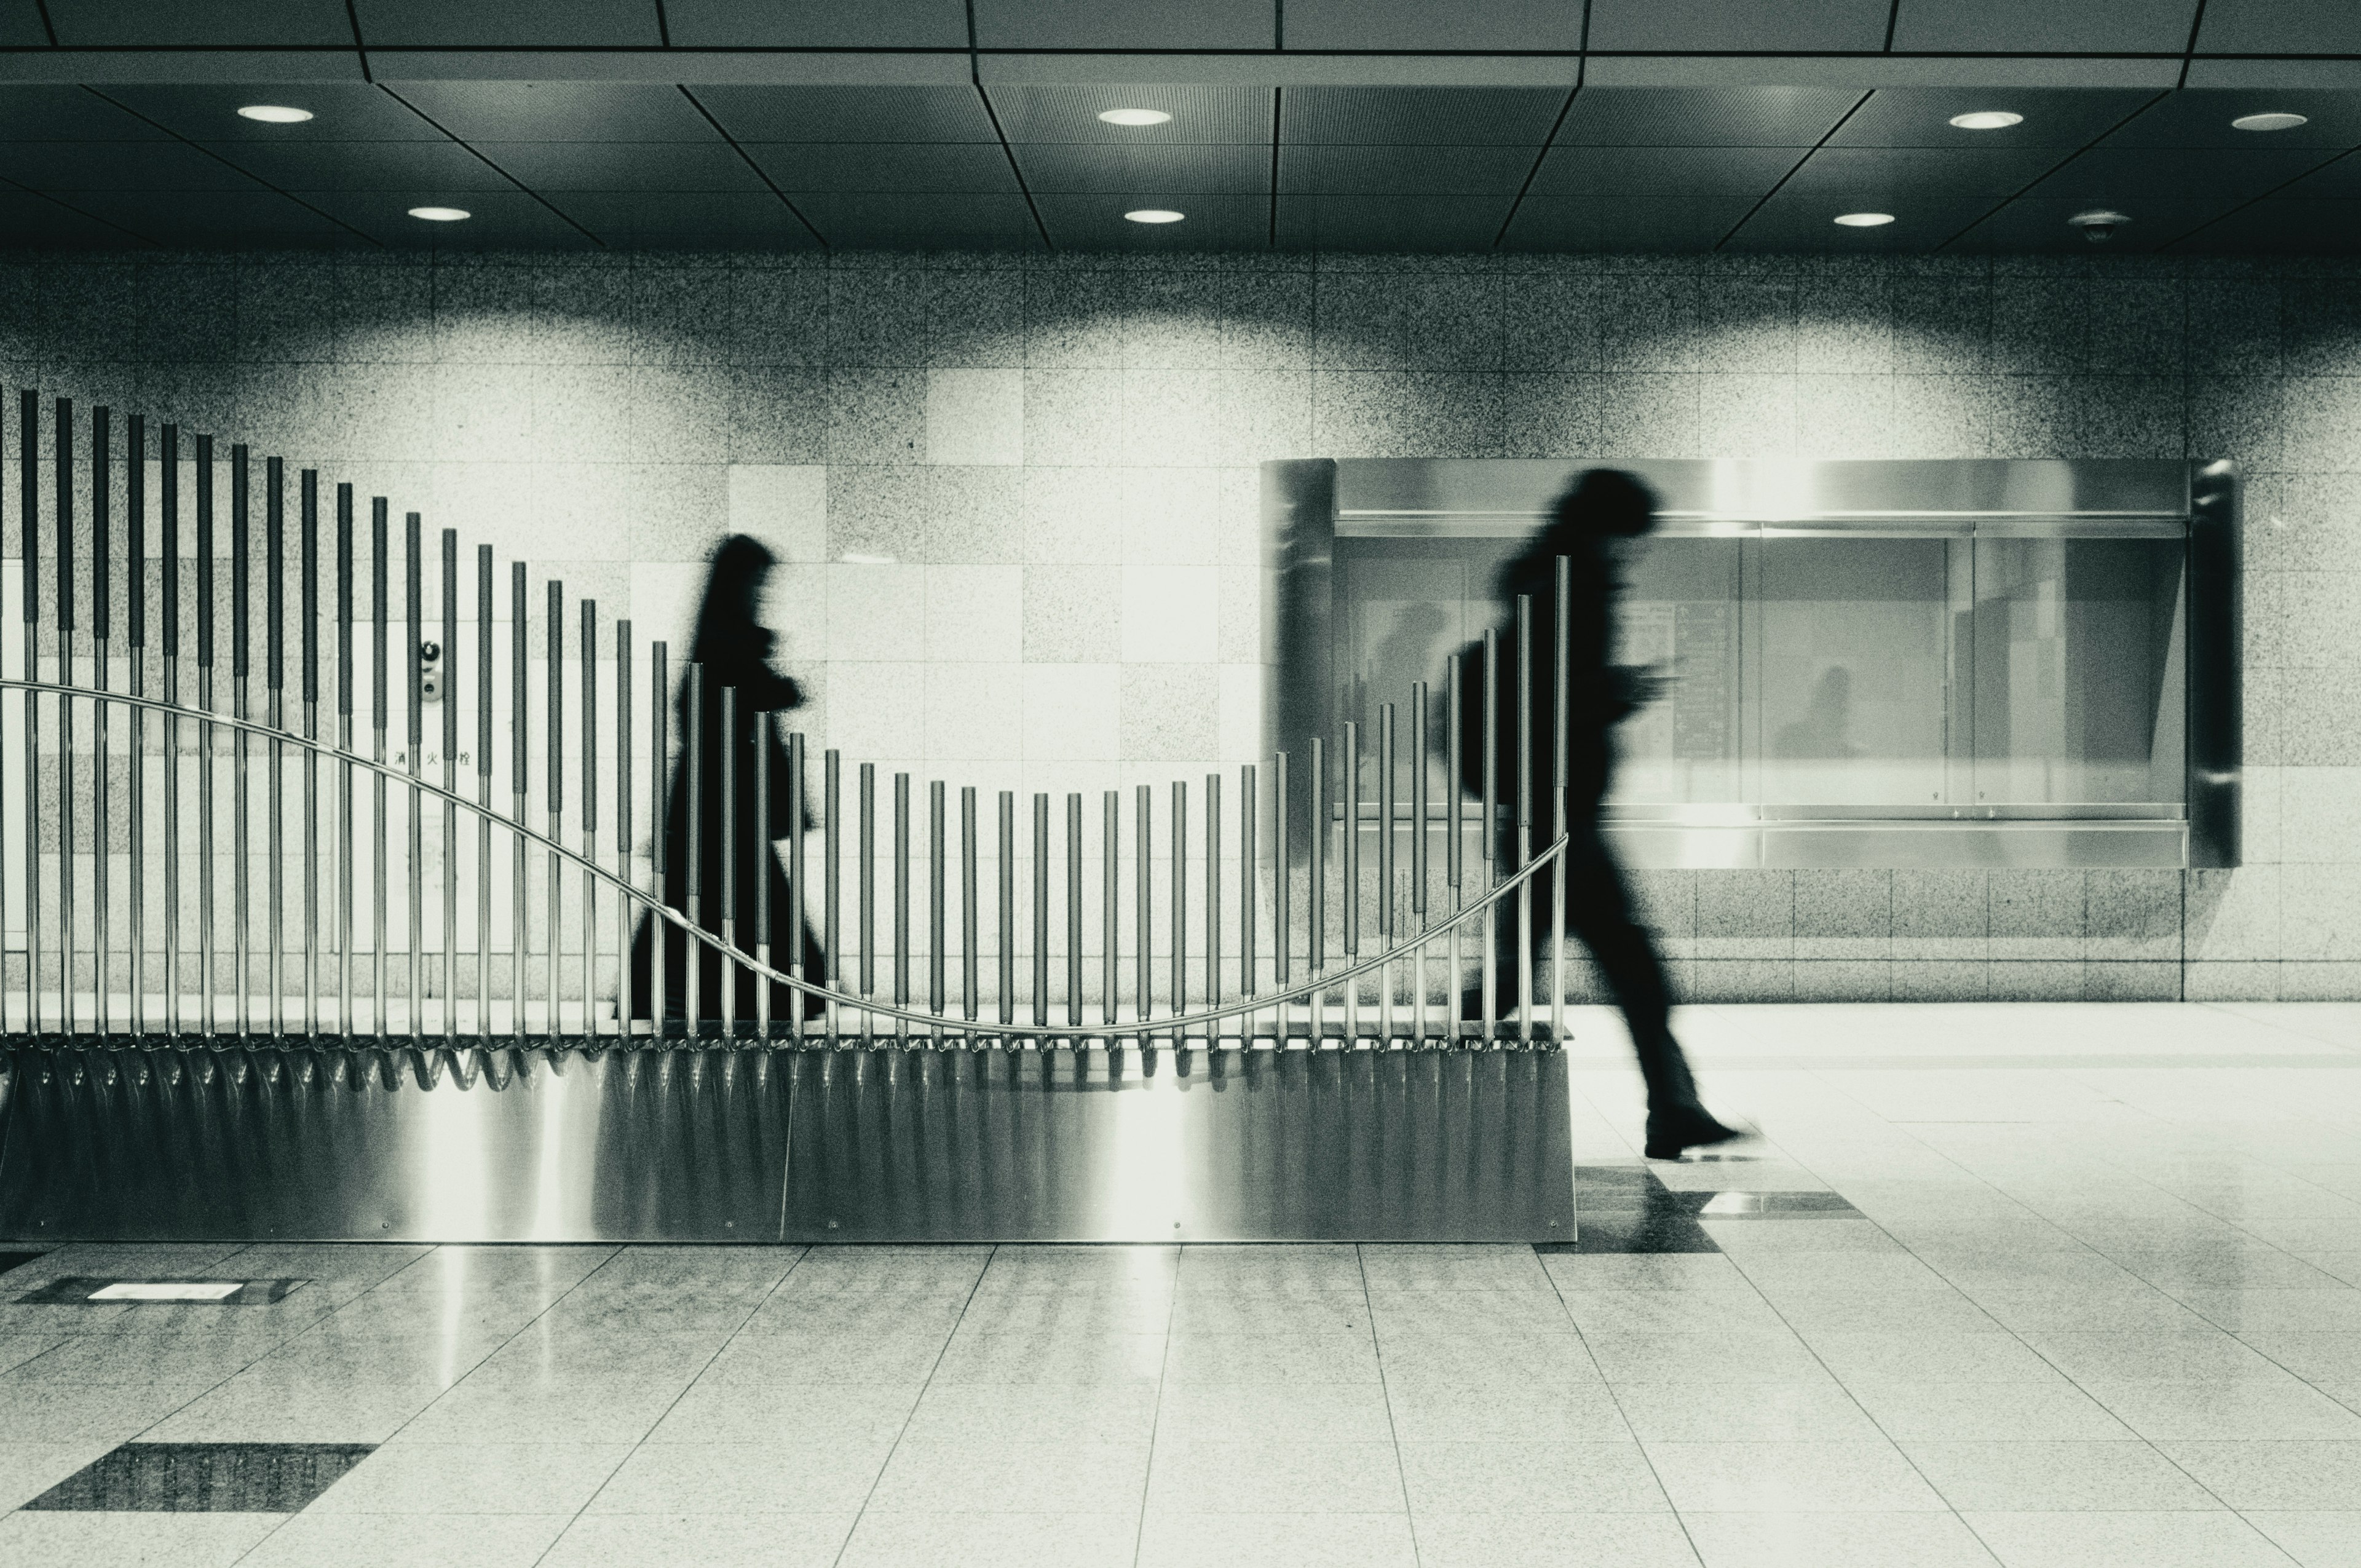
[0,248,2352,1004]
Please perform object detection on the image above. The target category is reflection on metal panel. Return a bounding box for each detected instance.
[783,1045,1574,1243]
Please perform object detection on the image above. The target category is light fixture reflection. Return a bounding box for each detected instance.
[1099,108,1173,127]
[236,105,314,124]
[1949,110,2023,130]
[1124,208,1185,224]
[409,206,471,222]
[1833,212,1895,227]
[2232,112,2309,132]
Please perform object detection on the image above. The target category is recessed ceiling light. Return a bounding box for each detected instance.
[2232,111,2309,132]
[236,105,313,124]
[1833,212,1895,227]
[408,206,471,222]
[1125,208,1185,224]
[1098,108,1173,127]
[1948,110,2023,130]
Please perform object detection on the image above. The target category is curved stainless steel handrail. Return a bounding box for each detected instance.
[2,679,1564,1040]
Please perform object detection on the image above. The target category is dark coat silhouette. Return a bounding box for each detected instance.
[629,535,827,1026]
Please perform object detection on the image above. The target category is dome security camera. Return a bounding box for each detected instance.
[2068,208,2130,244]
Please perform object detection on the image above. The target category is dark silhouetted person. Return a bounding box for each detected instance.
[1457,470,1739,1160]
[630,535,826,1029]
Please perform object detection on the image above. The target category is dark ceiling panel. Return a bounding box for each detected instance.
[1278,145,1535,196]
[106,85,447,141]
[1033,193,1268,248]
[1282,0,1584,50]
[353,0,662,47]
[2028,145,2338,202]
[973,0,1273,49]
[2194,0,2361,54]
[1588,0,1889,52]
[0,192,150,247]
[300,188,597,246]
[2100,89,2361,149]
[1013,143,1268,194]
[1276,193,1509,251]
[1499,195,1751,251]
[47,0,353,44]
[1279,87,1566,146]
[199,139,512,192]
[0,140,266,191]
[1723,189,1996,251]
[1556,88,1862,148]
[66,189,370,247]
[0,87,171,141]
[1947,194,2244,251]
[389,82,713,142]
[1781,146,2066,200]
[984,85,1272,144]
[472,141,762,192]
[665,0,967,47]
[741,143,1018,194]
[789,192,1043,248]
[2269,151,2361,199]
[1890,0,2197,54]
[1833,89,2161,149]
[545,191,818,247]
[2172,199,2361,252]
[693,86,995,145]
[0,1,47,45]
[1529,144,1798,196]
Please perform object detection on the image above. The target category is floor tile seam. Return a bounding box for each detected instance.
[1126,1249,1187,1568]
[1353,1245,1428,1567]
[828,1244,995,1568]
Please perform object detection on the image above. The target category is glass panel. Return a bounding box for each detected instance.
[1971,538,2186,806]
[1760,537,1955,808]
[1337,539,1513,729]
[1608,538,1744,807]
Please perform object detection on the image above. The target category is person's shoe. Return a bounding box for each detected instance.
[1643,1106,1744,1160]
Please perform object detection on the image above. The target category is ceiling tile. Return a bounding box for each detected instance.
[2195,0,2361,54]
[0,140,266,191]
[353,0,660,46]
[1499,194,1752,250]
[199,139,512,192]
[47,0,353,44]
[2100,89,2361,149]
[2271,151,2361,199]
[1587,0,1889,52]
[1279,87,1567,146]
[1013,143,1268,194]
[1282,0,1584,50]
[1947,194,2244,250]
[66,189,373,247]
[1890,0,2197,54]
[0,192,150,247]
[299,187,598,246]
[984,85,1273,144]
[389,83,715,142]
[693,87,996,145]
[973,0,1273,49]
[106,85,448,141]
[1034,192,1268,248]
[1529,144,1799,196]
[1276,192,1510,250]
[1832,88,2162,149]
[789,192,1043,248]
[1722,189,1996,250]
[471,141,764,192]
[1557,88,1863,148]
[2172,197,2361,251]
[1781,146,2067,200]
[0,1,47,45]
[545,191,818,247]
[1278,145,1535,196]
[742,143,1019,194]
[2028,144,2338,201]
[665,0,967,47]
[0,87,172,141]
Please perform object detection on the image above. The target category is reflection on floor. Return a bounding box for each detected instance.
[0,1002,2356,1567]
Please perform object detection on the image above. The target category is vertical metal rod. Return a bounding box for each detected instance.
[1134,785,1150,1033]
[1552,554,1570,1042]
[786,726,805,1039]
[233,448,252,1035]
[686,663,703,1036]
[371,499,386,1032]
[162,422,180,1035]
[651,642,668,1033]
[406,515,422,1039]
[1380,703,1395,1044]
[1030,792,1047,1031]
[928,778,945,1025]
[580,603,599,1036]
[510,561,526,1043]
[1101,790,1117,1034]
[1516,592,1534,1043]
[1343,720,1360,1043]
[16,392,37,1034]
[719,680,735,1038]
[1,397,9,1034]
[995,790,1013,1031]
[1241,764,1257,1039]
[1412,681,1428,1043]
[892,769,910,1013]
[333,481,352,1037]
[1275,752,1291,1032]
[129,415,147,1035]
[548,579,565,1036]
[1447,654,1464,1042]
[820,746,838,1037]
[1308,736,1324,1042]
[1205,772,1221,1021]
[441,530,457,1040]
[90,405,110,1036]
[1065,792,1081,1031]
[616,621,632,1035]
[267,456,283,1037]
[856,759,874,1034]
[300,470,318,1034]
[753,693,767,1037]
[197,434,216,1037]
[54,398,75,1034]
[959,784,976,1026]
[1481,627,1499,1043]
[472,544,491,1042]
[1171,779,1186,1036]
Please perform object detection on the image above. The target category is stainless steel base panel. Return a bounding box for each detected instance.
[0,1042,1574,1245]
